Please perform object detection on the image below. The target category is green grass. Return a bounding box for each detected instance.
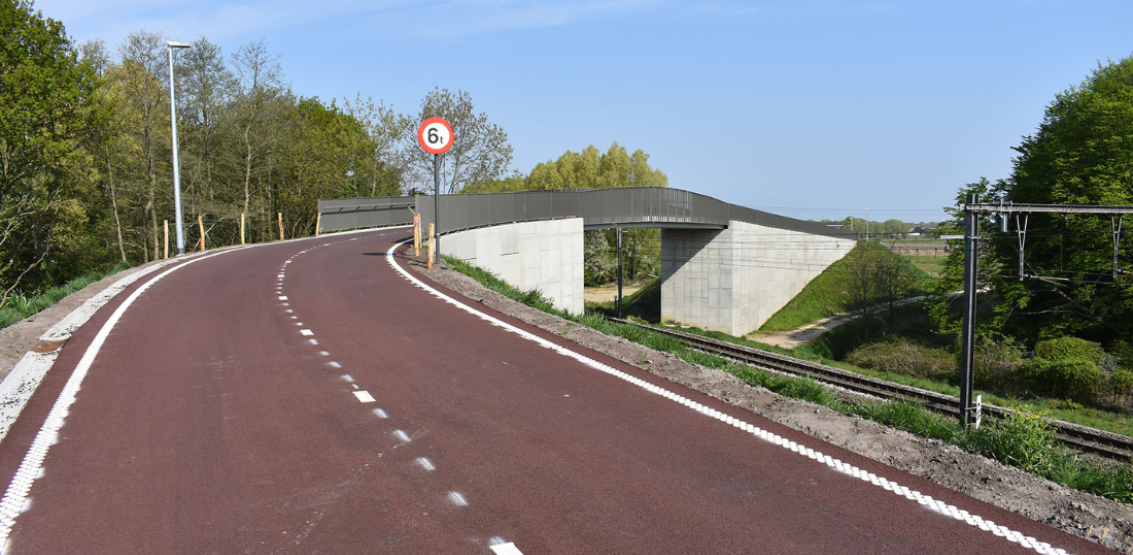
[0,261,132,330]
[905,255,947,278]
[443,255,1133,504]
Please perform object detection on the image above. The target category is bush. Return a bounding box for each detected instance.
[845,339,954,379]
[1111,369,1133,400]
[1027,358,1102,402]
[1035,337,1105,364]
[973,339,1027,396]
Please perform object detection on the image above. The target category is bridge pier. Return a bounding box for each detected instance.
[661,221,855,337]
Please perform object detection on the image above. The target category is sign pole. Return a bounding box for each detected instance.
[434,153,441,260]
[417,117,454,264]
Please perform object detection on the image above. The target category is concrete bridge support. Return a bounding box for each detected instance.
[660,221,855,337]
[443,218,585,315]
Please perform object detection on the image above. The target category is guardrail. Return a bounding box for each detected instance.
[318,188,857,240]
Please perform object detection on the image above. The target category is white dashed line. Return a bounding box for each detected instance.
[385,239,1072,555]
[300,329,313,336]
[308,339,319,346]
[278,296,288,301]
[490,539,525,555]
[353,391,376,403]
[341,374,354,383]
[327,362,342,368]
[416,457,435,471]
[373,408,388,419]
[319,351,330,356]
[393,430,411,442]
[447,491,468,507]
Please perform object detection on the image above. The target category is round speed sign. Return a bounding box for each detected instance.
[417,117,454,155]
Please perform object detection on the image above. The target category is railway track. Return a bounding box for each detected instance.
[608,318,1133,461]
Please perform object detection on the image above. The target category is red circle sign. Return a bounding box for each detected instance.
[417,117,454,155]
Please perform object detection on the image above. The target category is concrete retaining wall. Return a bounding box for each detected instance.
[444,219,585,315]
[661,221,855,336]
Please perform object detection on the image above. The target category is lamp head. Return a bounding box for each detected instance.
[167,41,191,49]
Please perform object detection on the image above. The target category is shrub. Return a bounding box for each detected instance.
[1027,358,1101,402]
[973,339,1027,396]
[845,339,954,379]
[1111,369,1133,400]
[1035,337,1105,364]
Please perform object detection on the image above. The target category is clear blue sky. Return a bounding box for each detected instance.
[34,0,1133,223]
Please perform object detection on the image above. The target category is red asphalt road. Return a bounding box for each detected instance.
[0,228,1112,554]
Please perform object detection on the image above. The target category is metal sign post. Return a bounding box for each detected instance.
[417,117,454,260]
[958,193,979,428]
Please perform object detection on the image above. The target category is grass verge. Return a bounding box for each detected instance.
[0,261,131,330]
[442,255,1133,504]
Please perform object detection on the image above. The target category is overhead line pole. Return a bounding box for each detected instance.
[957,199,1133,428]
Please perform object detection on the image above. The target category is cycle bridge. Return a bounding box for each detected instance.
[318,188,856,336]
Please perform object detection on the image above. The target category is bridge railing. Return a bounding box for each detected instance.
[317,188,855,240]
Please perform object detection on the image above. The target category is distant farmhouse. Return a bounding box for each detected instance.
[908,226,936,236]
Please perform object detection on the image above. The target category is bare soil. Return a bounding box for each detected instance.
[583,283,643,304]
[416,257,1133,553]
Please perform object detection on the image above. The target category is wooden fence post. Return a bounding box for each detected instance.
[278,212,284,241]
[198,215,205,252]
[413,214,421,257]
[240,213,246,245]
[163,220,168,259]
[315,213,322,237]
[428,223,435,269]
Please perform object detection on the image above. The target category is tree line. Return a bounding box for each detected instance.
[0,0,522,307]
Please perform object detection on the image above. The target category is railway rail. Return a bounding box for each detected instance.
[608,318,1133,461]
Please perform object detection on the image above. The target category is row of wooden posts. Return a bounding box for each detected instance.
[158,212,438,265]
[161,212,318,259]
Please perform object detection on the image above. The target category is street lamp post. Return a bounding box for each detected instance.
[167,41,191,255]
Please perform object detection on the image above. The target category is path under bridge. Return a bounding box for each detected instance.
[318,188,857,336]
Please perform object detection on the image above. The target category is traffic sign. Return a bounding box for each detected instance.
[417,117,454,155]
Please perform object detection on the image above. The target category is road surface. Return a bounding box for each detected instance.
[0,228,1109,554]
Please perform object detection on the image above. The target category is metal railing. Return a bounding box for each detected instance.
[317,187,856,240]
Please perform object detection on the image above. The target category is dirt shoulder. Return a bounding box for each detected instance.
[415,258,1133,553]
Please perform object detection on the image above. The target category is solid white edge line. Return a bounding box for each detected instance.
[384,239,1074,555]
[0,249,236,549]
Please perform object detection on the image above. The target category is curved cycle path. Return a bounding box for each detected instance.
[0,228,1111,554]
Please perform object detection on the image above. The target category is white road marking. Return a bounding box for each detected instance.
[0,249,236,548]
[319,351,330,356]
[353,391,376,403]
[489,542,525,555]
[393,430,410,442]
[300,329,313,336]
[373,408,388,418]
[308,339,319,346]
[416,457,435,471]
[385,239,1073,555]
[447,491,468,507]
[278,296,288,301]
[327,362,342,368]
[341,374,354,383]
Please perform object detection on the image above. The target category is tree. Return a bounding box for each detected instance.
[992,55,1133,342]
[0,0,95,305]
[400,88,512,194]
[177,36,235,211]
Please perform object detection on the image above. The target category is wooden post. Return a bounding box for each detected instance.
[198,215,205,251]
[315,213,322,237]
[163,220,169,259]
[428,223,435,269]
[278,212,284,241]
[413,214,421,257]
[240,212,246,245]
